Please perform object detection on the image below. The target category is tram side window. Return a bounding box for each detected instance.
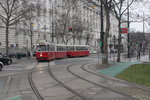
[63,46,66,51]
[50,45,55,51]
[57,46,63,51]
[76,47,81,51]
[37,45,46,51]
[67,46,74,51]
[83,47,88,50]
[57,46,66,51]
[76,47,88,51]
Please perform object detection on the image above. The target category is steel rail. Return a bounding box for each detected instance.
[28,63,45,100]
[82,63,150,92]
[67,63,138,100]
[47,62,90,100]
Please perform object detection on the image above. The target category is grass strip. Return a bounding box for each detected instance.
[116,64,150,86]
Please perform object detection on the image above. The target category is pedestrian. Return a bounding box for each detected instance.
[137,46,141,60]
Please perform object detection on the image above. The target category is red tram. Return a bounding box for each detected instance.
[55,44,67,59]
[36,41,55,61]
[36,41,90,61]
[67,45,90,57]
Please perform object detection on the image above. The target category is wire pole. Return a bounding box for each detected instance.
[142,12,145,55]
[100,1,104,54]
[127,0,130,60]
[51,0,54,42]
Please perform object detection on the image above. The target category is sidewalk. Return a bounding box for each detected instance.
[12,57,36,64]
[99,54,150,77]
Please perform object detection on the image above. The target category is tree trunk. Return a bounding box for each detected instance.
[86,35,89,45]
[30,30,33,58]
[62,35,66,44]
[117,20,122,62]
[102,8,110,64]
[79,38,81,45]
[57,38,59,44]
[5,25,9,57]
[73,36,75,45]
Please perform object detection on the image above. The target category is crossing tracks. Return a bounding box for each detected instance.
[27,61,150,100]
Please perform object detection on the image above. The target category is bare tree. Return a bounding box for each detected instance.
[98,0,113,64]
[19,0,43,57]
[112,0,135,62]
[87,0,135,64]
[70,7,84,45]
[52,0,79,44]
[0,0,33,56]
[88,0,114,64]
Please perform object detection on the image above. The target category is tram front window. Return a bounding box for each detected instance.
[37,45,46,51]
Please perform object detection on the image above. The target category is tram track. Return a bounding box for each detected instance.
[28,62,44,100]
[66,63,138,100]
[81,63,150,100]
[82,63,150,92]
[28,62,89,100]
[27,60,150,100]
[47,62,90,100]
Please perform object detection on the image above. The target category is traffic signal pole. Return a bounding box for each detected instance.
[100,1,104,54]
[127,0,130,59]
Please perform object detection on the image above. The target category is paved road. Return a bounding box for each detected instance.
[0,54,149,100]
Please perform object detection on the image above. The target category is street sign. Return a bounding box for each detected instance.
[121,28,128,34]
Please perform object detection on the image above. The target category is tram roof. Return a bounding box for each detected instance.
[67,45,89,47]
[36,40,54,45]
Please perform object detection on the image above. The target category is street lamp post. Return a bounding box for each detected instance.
[38,24,40,40]
[50,0,54,42]
[142,12,145,55]
[127,0,130,59]
[44,25,47,41]
[100,0,104,54]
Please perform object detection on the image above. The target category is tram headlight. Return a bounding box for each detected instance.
[40,54,42,57]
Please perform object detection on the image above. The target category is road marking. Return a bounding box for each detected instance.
[3,77,12,93]
[5,95,22,100]
[25,62,37,69]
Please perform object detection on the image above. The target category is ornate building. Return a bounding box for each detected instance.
[0,0,120,55]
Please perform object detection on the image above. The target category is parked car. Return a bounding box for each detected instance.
[0,62,3,71]
[0,54,12,65]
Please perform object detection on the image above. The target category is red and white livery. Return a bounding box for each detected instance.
[36,40,90,61]
[67,45,90,57]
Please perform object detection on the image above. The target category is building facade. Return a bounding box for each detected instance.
[0,0,121,55]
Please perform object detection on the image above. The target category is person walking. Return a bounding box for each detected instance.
[149,51,150,60]
[137,43,141,60]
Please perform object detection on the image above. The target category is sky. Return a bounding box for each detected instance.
[129,0,150,33]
